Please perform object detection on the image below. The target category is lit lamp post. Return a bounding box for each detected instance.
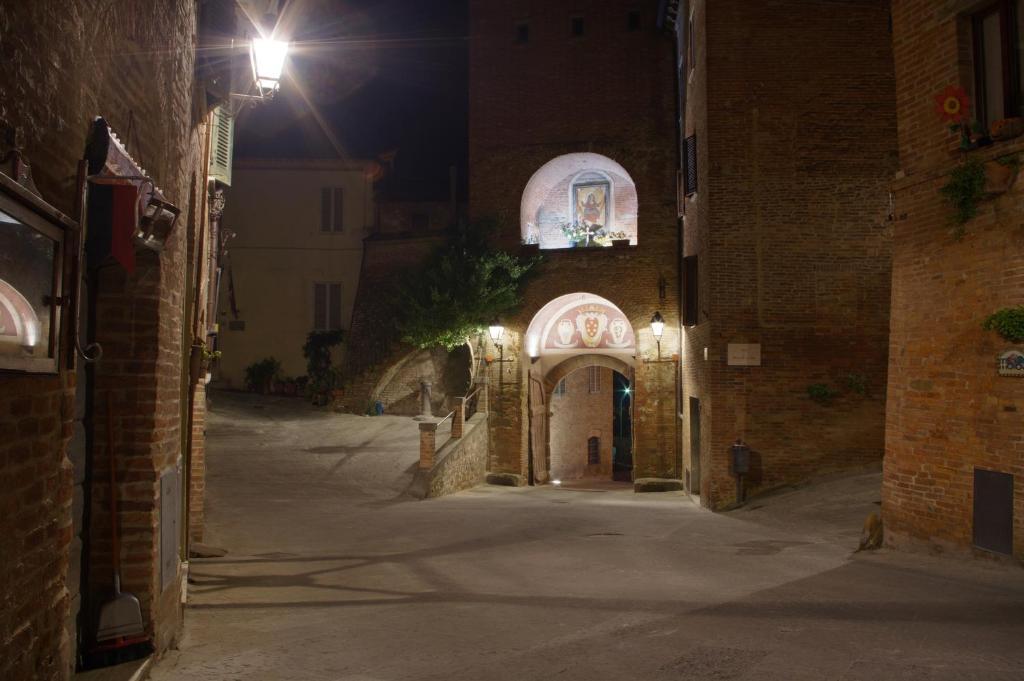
[650,311,665,360]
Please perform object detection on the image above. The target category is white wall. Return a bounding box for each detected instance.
[214,160,372,387]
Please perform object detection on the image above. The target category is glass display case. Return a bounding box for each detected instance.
[0,170,70,373]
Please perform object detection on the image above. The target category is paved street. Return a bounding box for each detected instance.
[151,393,1024,681]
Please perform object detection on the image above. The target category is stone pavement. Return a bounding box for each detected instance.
[150,392,1024,681]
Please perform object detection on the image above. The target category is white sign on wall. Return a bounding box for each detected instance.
[727,344,761,367]
[998,349,1024,377]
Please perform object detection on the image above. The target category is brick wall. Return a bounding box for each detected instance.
[681,0,898,508]
[549,367,614,481]
[885,0,1024,561]
[372,346,472,416]
[414,413,490,498]
[469,0,680,482]
[0,1,208,677]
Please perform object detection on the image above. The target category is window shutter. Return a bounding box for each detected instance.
[320,189,331,232]
[588,366,601,393]
[329,283,342,330]
[313,283,327,330]
[208,106,234,186]
[332,188,344,232]
[683,255,698,326]
[587,437,600,465]
[684,134,698,196]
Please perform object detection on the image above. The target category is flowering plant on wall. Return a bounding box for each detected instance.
[935,85,970,124]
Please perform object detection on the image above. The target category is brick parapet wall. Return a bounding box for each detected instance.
[413,413,490,498]
[0,1,207,677]
[683,0,898,508]
[886,0,1024,561]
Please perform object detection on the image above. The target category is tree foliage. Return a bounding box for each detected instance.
[397,220,540,351]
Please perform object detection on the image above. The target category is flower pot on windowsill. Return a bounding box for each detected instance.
[990,117,1024,141]
[983,159,1017,194]
[612,238,631,248]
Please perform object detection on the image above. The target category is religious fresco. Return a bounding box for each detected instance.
[573,181,608,227]
[543,303,635,351]
[520,153,639,249]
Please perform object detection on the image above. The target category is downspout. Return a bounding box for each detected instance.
[674,1,688,480]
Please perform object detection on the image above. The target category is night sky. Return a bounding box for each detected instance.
[234,0,467,201]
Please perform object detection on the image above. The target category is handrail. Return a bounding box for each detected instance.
[435,410,455,428]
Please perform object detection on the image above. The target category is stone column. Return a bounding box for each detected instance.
[419,380,433,418]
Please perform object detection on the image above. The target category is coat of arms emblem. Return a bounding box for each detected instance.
[575,307,608,348]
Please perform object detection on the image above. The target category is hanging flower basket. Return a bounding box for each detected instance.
[990,117,1024,141]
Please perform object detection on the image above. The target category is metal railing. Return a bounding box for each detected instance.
[418,381,489,470]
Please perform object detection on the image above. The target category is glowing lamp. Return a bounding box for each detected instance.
[650,311,665,341]
[488,320,505,344]
[250,38,289,94]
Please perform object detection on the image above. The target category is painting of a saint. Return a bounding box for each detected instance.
[573,182,609,226]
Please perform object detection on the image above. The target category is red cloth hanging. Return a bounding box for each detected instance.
[110,183,138,274]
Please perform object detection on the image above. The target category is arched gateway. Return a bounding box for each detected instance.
[523,293,636,485]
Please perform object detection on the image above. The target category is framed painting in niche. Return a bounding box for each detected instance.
[573,181,609,226]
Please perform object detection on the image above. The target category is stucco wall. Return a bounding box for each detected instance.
[215,160,373,387]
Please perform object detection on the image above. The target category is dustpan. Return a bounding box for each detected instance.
[96,393,145,642]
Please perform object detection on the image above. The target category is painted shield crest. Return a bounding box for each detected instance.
[575,308,608,348]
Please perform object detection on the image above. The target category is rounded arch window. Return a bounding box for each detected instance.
[521,153,638,249]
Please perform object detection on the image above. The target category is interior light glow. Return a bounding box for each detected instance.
[552,479,562,486]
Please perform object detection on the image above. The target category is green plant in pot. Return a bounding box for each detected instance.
[982,306,1024,343]
[303,329,344,404]
[244,357,281,394]
[940,158,985,239]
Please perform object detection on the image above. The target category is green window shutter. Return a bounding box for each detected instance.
[209,106,234,187]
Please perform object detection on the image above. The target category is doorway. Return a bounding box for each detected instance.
[689,396,701,493]
[547,366,632,484]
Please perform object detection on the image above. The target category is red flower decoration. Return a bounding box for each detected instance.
[935,85,970,123]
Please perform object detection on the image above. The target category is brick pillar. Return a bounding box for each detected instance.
[419,422,437,469]
[452,398,466,438]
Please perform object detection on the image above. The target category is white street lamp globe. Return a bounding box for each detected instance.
[488,322,505,343]
[250,38,289,93]
[650,311,665,341]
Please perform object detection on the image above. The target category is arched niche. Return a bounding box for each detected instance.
[520,153,638,249]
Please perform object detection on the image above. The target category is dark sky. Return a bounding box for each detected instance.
[234,0,467,201]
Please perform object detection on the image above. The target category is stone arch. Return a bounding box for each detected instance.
[524,292,636,485]
[520,152,638,248]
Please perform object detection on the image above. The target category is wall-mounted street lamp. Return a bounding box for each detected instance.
[488,321,505,345]
[250,37,289,96]
[646,311,675,364]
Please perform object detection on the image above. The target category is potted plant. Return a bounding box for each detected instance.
[990,117,1024,141]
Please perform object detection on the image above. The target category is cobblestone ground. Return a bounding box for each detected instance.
[151,392,1024,681]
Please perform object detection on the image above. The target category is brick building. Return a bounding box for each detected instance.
[676,0,899,508]
[0,0,238,677]
[468,0,681,484]
[884,0,1024,561]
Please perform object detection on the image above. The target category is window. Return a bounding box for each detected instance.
[683,255,698,326]
[571,16,584,37]
[320,187,343,232]
[515,22,529,44]
[554,378,566,397]
[971,1,1024,128]
[0,183,67,373]
[627,10,641,31]
[587,437,600,465]
[313,282,342,331]
[588,366,601,393]
[684,134,698,196]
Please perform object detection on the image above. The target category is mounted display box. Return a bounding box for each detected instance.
[0,165,74,373]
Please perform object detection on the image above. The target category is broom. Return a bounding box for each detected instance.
[81,394,152,669]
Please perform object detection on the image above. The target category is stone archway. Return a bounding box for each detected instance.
[524,293,636,484]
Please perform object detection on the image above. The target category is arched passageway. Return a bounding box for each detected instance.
[524,293,637,485]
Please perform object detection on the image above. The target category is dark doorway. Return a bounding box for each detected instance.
[973,468,1014,555]
[689,396,701,493]
[612,372,633,481]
